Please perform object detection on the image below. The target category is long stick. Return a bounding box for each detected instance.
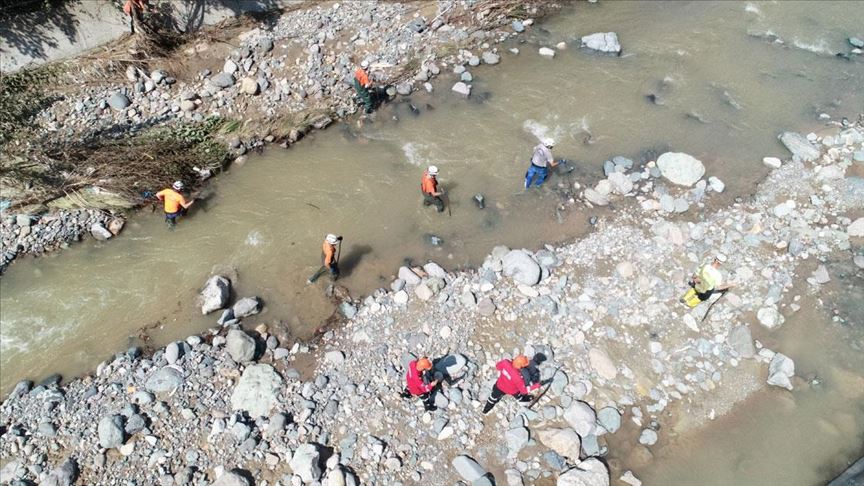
[701,289,728,322]
[528,365,563,409]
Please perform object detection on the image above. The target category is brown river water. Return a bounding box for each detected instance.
[1,1,863,483]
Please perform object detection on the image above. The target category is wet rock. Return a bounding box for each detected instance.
[107,92,131,111]
[212,470,251,486]
[757,306,785,329]
[482,52,500,65]
[539,47,556,58]
[200,275,231,314]
[656,152,705,186]
[290,443,322,482]
[226,330,256,362]
[581,32,621,54]
[452,455,487,482]
[557,458,610,486]
[452,81,471,96]
[728,325,755,358]
[502,249,541,286]
[232,297,261,318]
[145,366,184,394]
[767,353,795,390]
[90,223,113,241]
[563,401,597,436]
[778,132,820,161]
[231,364,283,418]
[763,157,782,169]
[638,429,658,446]
[41,458,78,486]
[597,407,622,433]
[538,428,581,459]
[98,414,125,449]
[850,37,864,48]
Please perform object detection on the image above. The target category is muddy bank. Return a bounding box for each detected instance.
[0,0,558,274]
[2,122,861,485]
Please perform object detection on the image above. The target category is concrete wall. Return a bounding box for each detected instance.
[0,0,294,73]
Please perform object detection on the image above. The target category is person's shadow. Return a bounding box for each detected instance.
[337,244,373,278]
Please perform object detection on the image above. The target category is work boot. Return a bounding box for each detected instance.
[518,395,533,403]
[399,389,411,399]
[424,403,437,412]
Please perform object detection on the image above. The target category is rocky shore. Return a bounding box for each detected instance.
[0,0,559,274]
[2,121,861,485]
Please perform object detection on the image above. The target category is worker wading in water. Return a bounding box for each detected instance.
[400,357,443,412]
[156,181,194,227]
[482,355,541,414]
[307,234,342,284]
[421,165,445,213]
[354,60,374,114]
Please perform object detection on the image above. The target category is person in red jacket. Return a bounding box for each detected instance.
[400,356,442,411]
[482,355,541,414]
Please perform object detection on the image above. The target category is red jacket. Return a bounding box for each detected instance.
[495,359,540,395]
[405,360,435,395]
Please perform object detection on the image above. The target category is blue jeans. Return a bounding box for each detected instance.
[525,164,548,188]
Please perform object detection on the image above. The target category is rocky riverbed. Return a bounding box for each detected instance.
[1,0,560,274]
[2,121,861,485]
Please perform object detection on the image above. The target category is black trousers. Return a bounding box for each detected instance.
[402,387,437,410]
[482,384,531,413]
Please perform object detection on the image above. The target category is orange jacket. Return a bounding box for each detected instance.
[322,240,336,267]
[420,172,438,195]
[354,68,370,87]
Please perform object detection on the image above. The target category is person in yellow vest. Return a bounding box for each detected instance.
[680,254,735,307]
[156,181,194,227]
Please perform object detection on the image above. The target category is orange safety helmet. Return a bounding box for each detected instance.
[513,355,530,369]
[416,357,433,371]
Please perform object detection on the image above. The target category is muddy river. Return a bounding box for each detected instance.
[1,0,863,482]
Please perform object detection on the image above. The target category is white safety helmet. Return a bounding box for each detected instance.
[326,234,339,244]
[543,138,556,148]
[360,60,370,69]
[172,181,184,191]
[427,165,439,176]
[714,253,728,263]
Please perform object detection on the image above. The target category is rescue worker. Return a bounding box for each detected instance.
[524,138,559,189]
[421,165,445,213]
[482,355,541,414]
[680,253,736,307]
[353,60,374,114]
[307,233,342,283]
[156,181,193,227]
[400,356,442,411]
[123,0,148,34]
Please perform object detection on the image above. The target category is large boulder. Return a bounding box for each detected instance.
[588,347,617,380]
[778,132,820,161]
[212,469,251,486]
[502,249,541,286]
[231,364,283,418]
[557,458,610,486]
[767,353,795,390]
[290,443,322,483]
[581,32,621,54]
[727,325,755,358]
[538,428,582,460]
[145,366,184,394]
[656,152,705,186]
[90,223,113,241]
[452,455,488,482]
[200,275,231,315]
[563,401,597,436]
[107,92,131,111]
[98,415,125,449]
[226,330,256,362]
[41,458,78,486]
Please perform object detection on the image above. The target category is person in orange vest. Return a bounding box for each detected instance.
[400,356,443,411]
[482,354,541,414]
[156,181,194,227]
[353,60,374,114]
[307,233,342,283]
[421,165,445,213]
[123,0,148,34]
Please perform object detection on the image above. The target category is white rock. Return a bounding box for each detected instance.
[767,353,795,390]
[452,455,487,482]
[588,347,617,380]
[423,262,447,278]
[393,290,409,304]
[638,429,658,446]
[398,266,422,285]
[584,188,609,206]
[607,172,633,195]
[708,176,725,193]
[502,250,541,286]
[563,401,596,436]
[90,223,113,241]
[538,47,556,58]
[762,157,782,169]
[656,152,705,186]
[557,458,610,486]
[757,306,785,329]
[538,428,582,460]
[289,444,322,483]
[415,283,434,301]
[581,32,621,53]
[451,82,471,96]
[848,218,864,237]
[778,132,821,161]
[231,364,282,418]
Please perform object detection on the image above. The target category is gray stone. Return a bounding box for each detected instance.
[200,275,230,315]
[511,20,525,33]
[165,342,181,364]
[607,172,633,195]
[597,406,621,433]
[452,455,487,482]
[538,47,556,58]
[211,470,251,486]
[107,92,131,111]
[767,353,795,390]
[563,400,597,436]
[90,223,113,241]
[325,350,345,366]
[396,82,412,96]
[231,364,283,417]
[37,421,57,437]
[584,188,609,206]
[232,297,261,318]
[290,443,322,482]
[15,214,31,227]
[727,325,755,358]
[98,415,125,449]
[557,458,610,486]
[581,434,601,457]
[461,71,473,82]
[398,266,422,285]
[581,32,621,54]
[850,37,864,48]
[778,132,821,161]
[656,152,705,186]
[339,301,357,319]
[538,428,581,460]
[41,458,78,486]
[502,249,541,286]
[757,306,784,330]
[482,52,500,65]
[612,155,634,170]
[145,366,184,394]
[477,297,496,316]
[209,72,235,89]
[638,428,658,446]
[226,330,256,362]
[506,425,529,453]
